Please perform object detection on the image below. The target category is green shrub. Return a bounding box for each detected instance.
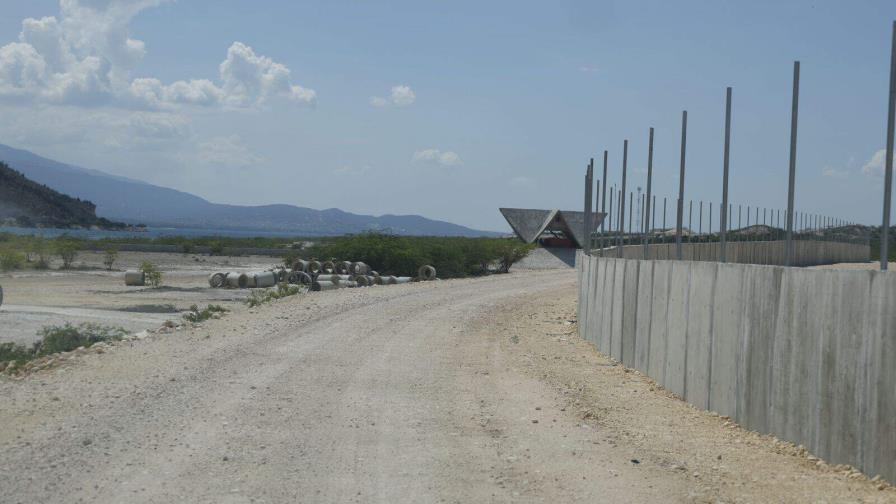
[303,233,534,278]
[183,304,228,323]
[55,240,78,269]
[0,342,34,365]
[33,323,126,356]
[208,241,224,255]
[0,248,25,271]
[140,261,163,287]
[103,248,118,271]
[246,282,302,308]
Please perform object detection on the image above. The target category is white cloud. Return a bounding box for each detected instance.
[0,1,315,109]
[390,85,415,106]
[579,64,599,73]
[370,84,416,108]
[862,149,892,178]
[822,166,848,179]
[196,135,264,168]
[412,148,462,167]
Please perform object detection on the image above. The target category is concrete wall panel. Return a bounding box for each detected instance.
[709,263,744,417]
[664,262,691,396]
[684,262,717,410]
[621,260,641,367]
[634,260,654,373]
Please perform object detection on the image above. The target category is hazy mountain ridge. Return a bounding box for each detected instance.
[0,162,127,229]
[0,144,500,236]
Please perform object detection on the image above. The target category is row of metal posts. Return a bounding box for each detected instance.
[583,20,896,270]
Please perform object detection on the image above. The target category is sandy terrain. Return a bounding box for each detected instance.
[0,251,282,345]
[0,270,891,503]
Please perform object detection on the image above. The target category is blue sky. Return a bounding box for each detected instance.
[0,1,894,232]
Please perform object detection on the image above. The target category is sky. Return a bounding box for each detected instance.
[0,1,895,232]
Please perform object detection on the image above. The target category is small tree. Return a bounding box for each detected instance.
[140,260,163,287]
[55,241,78,269]
[103,248,118,271]
[31,237,50,269]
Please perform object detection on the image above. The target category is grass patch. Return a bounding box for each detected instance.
[0,323,127,371]
[183,304,228,323]
[246,282,302,308]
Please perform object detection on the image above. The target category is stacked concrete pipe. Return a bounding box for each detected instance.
[225,272,250,289]
[418,265,437,281]
[124,270,145,286]
[254,271,278,288]
[208,272,226,288]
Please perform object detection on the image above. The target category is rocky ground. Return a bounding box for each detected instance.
[0,251,279,345]
[0,269,892,503]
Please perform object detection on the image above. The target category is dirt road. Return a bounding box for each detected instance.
[0,271,892,503]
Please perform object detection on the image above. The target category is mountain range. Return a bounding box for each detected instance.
[0,144,499,237]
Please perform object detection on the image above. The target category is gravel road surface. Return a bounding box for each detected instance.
[0,270,892,503]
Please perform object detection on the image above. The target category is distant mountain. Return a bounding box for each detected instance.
[0,162,127,229]
[0,144,499,236]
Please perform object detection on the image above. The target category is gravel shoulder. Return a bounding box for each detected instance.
[0,270,892,503]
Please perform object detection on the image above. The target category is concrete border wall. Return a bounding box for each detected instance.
[595,240,869,267]
[576,252,896,482]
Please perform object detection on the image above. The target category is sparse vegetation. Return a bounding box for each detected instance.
[246,282,302,307]
[103,247,118,270]
[0,323,127,370]
[0,247,25,271]
[183,304,228,323]
[55,239,78,268]
[140,260,163,287]
[304,233,535,278]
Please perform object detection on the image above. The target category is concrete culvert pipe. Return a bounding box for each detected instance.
[312,280,337,291]
[321,261,336,274]
[383,275,397,285]
[276,269,288,283]
[394,276,413,284]
[208,272,226,288]
[287,271,311,285]
[350,262,369,275]
[317,274,352,284]
[226,272,249,289]
[124,270,145,286]
[312,279,356,291]
[369,270,379,278]
[336,261,352,275]
[254,271,278,288]
[307,260,322,274]
[292,259,309,272]
[418,265,437,281]
[354,275,370,287]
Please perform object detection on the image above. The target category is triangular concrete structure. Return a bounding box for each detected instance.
[500,208,606,248]
[499,208,557,243]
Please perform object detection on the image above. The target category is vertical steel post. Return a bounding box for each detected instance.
[618,140,628,257]
[643,127,655,259]
[629,191,634,237]
[885,22,896,270]
[738,204,742,229]
[676,111,688,259]
[663,196,666,233]
[720,87,732,261]
[785,61,800,266]
[595,179,600,250]
[699,200,703,235]
[600,151,608,256]
[584,160,593,255]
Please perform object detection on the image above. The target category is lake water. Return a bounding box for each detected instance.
[0,226,307,240]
